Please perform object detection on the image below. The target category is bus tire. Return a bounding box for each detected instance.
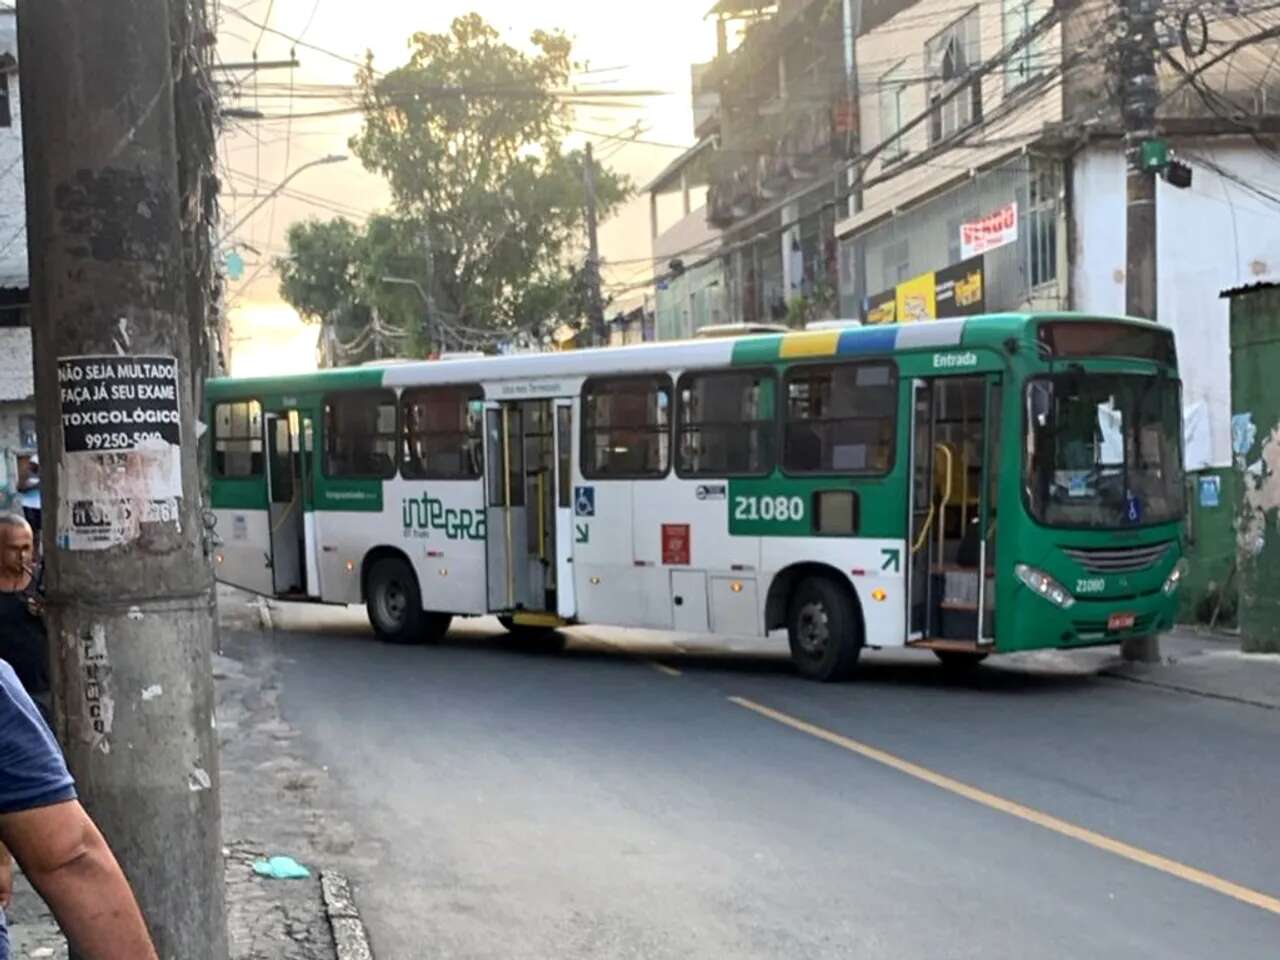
[787,576,862,682]
[421,612,454,645]
[934,650,988,671]
[367,557,430,645]
[498,616,566,654]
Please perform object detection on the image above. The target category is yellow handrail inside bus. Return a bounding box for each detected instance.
[911,443,954,556]
[936,443,954,568]
[537,472,546,564]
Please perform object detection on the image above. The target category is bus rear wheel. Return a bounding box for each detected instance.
[366,558,449,645]
[498,616,566,654]
[787,577,862,682]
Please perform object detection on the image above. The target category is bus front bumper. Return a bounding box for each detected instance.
[997,587,1180,653]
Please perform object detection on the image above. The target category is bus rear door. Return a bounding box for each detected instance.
[264,409,319,598]
[484,399,564,620]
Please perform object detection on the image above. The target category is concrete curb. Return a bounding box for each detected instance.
[1101,668,1280,712]
[321,871,374,960]
[256,597,274,631]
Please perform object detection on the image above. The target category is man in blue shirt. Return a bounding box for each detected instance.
[0,657,157,959]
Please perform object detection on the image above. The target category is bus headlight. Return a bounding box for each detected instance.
[1015,563,1075,609]
[1163,559,1188,595]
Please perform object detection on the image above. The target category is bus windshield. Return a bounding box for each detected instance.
[1025,373,1184,529]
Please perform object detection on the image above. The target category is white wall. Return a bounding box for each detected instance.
[0,12,24,288]
[1071,142,1280,468]
[653,203,718,264]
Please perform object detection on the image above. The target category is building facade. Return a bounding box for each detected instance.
[648,137,727,340]
[0,6,33,513]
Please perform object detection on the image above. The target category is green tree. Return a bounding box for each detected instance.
[277,217,362,324]
[277,216,420,363]
[349,13,631,344]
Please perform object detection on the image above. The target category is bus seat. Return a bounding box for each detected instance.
[787,424,822,472]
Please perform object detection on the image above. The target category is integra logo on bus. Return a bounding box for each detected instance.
[402,493,486,542]
[933,351,979,370]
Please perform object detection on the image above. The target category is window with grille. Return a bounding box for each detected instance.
[879,61,909,165]
[926,9,983,146]
[1003,0,1052,94]
[1027,165,1059,289]
[882,238,911,289]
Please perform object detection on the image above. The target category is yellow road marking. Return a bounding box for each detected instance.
[650,661,683,678]
[729,696,1280,918]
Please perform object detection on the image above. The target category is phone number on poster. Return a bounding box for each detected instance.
[83,431,164,451]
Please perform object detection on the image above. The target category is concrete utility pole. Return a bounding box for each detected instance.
[18,2,228,957]
[1118,0,1162,663]
[423,229,437,355]
[841,0,868,314]
[583,142,606,345]
[1121,0,1159,322]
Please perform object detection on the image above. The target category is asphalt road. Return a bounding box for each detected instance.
[260,607,1280,959]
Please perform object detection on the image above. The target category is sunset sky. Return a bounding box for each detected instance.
[218,0,716,375]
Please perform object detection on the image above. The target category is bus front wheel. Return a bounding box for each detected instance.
[787,577,862,682]
[367,558,449,645]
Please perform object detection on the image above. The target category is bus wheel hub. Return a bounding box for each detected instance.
[797,603,829,655]
[380,584,406,624]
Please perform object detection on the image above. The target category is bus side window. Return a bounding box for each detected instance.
[324,391,398,479]
[782,362,897,475]
[213,401,263,478]
[677,369,775,478]
[581,376,672,479]
[401,386,484,481]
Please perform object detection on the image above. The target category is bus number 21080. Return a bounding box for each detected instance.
[733,495,806,523]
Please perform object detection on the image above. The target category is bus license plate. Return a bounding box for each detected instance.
[1108,612,1137,633]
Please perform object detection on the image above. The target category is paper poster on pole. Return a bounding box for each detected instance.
[56,355,184,551]
[960,203,1019,259]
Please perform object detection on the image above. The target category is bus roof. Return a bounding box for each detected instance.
[208,313,1171,400]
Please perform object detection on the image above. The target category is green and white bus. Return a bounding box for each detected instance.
[207,313,1187,681]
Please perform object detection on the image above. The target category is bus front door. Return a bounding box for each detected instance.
[907,375,999,645]
[485,400,559,616]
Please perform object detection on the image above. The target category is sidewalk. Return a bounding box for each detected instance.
[5,588,373,959]
[1103,626,1280,710]
[1004,625,1280,710]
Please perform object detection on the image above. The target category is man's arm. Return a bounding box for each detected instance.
[0,841,11,909]
[0,801,158,960]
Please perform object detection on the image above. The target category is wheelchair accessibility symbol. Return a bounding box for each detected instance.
[574,486,595,517]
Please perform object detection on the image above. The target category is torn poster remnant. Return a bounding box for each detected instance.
[56,355,184,551]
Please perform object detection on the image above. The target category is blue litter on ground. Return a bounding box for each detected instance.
[252,856,311,880]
